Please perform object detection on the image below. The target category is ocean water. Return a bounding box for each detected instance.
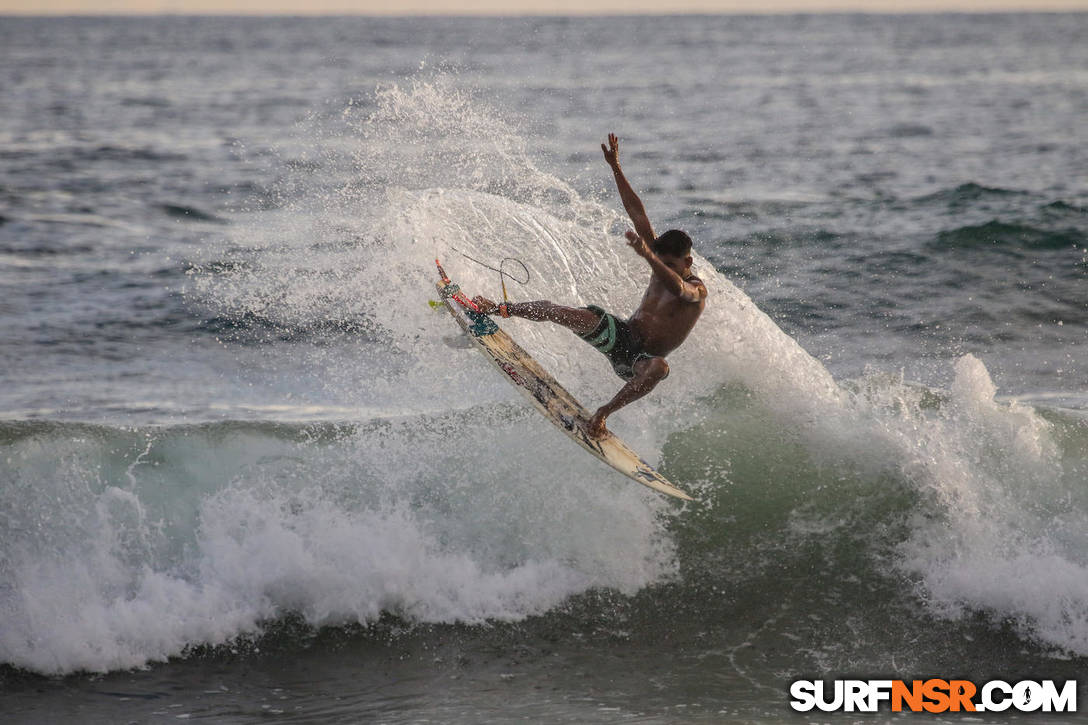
[1,13,1086,723]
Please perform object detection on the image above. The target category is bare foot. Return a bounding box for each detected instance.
[586,409,609,439]
[471,296,497,314]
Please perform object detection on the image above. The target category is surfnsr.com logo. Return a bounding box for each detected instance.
[789,679,1078,713]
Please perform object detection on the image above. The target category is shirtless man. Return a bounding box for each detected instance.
[474,133,707,438]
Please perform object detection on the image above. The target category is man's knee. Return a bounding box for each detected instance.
[635,357,669,383]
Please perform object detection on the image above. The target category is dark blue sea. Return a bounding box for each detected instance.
[1,13,1086,723]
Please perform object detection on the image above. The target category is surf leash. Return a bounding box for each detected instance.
[450,249,530,318]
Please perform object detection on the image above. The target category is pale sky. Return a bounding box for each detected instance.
[3,0,1087,14]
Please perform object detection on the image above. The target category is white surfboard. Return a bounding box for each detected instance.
[434,263,692,501]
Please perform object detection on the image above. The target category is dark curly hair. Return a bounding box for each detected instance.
[651,229,692,258]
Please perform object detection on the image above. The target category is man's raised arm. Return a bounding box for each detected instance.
[602,133,656,245]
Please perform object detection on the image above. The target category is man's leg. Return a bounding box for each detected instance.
[473,297,600,337]
[587,356,669,438]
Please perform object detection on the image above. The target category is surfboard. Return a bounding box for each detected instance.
[434,261,692,501]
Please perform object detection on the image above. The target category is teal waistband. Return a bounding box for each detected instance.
[589,313,617,353]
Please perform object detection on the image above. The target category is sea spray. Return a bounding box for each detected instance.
[189,75,846,445]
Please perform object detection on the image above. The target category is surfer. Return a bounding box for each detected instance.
[474,133,707,439]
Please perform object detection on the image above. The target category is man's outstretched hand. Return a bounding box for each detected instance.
[601,132,620,168]
[625,229,652,259]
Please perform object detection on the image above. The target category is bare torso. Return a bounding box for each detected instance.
[628,271,706,357]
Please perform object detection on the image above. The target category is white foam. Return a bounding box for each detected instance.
[839,355,1088,655]
[0,417,674,674]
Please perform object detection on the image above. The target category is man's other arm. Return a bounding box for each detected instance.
[625,231,707,303]
[602,133,656,245]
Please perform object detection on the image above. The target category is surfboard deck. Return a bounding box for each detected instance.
[434,269,692,501]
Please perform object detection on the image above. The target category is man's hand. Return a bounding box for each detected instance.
[625,229,652,259]
[601,132,620,169]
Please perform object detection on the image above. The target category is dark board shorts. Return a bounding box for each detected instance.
[579,305,667,381]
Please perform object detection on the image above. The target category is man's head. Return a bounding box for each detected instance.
[652,229,693,270]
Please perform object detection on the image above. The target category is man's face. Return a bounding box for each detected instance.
[659,253,690,273]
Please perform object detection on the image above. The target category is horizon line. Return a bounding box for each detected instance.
[4,7,1087,15]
